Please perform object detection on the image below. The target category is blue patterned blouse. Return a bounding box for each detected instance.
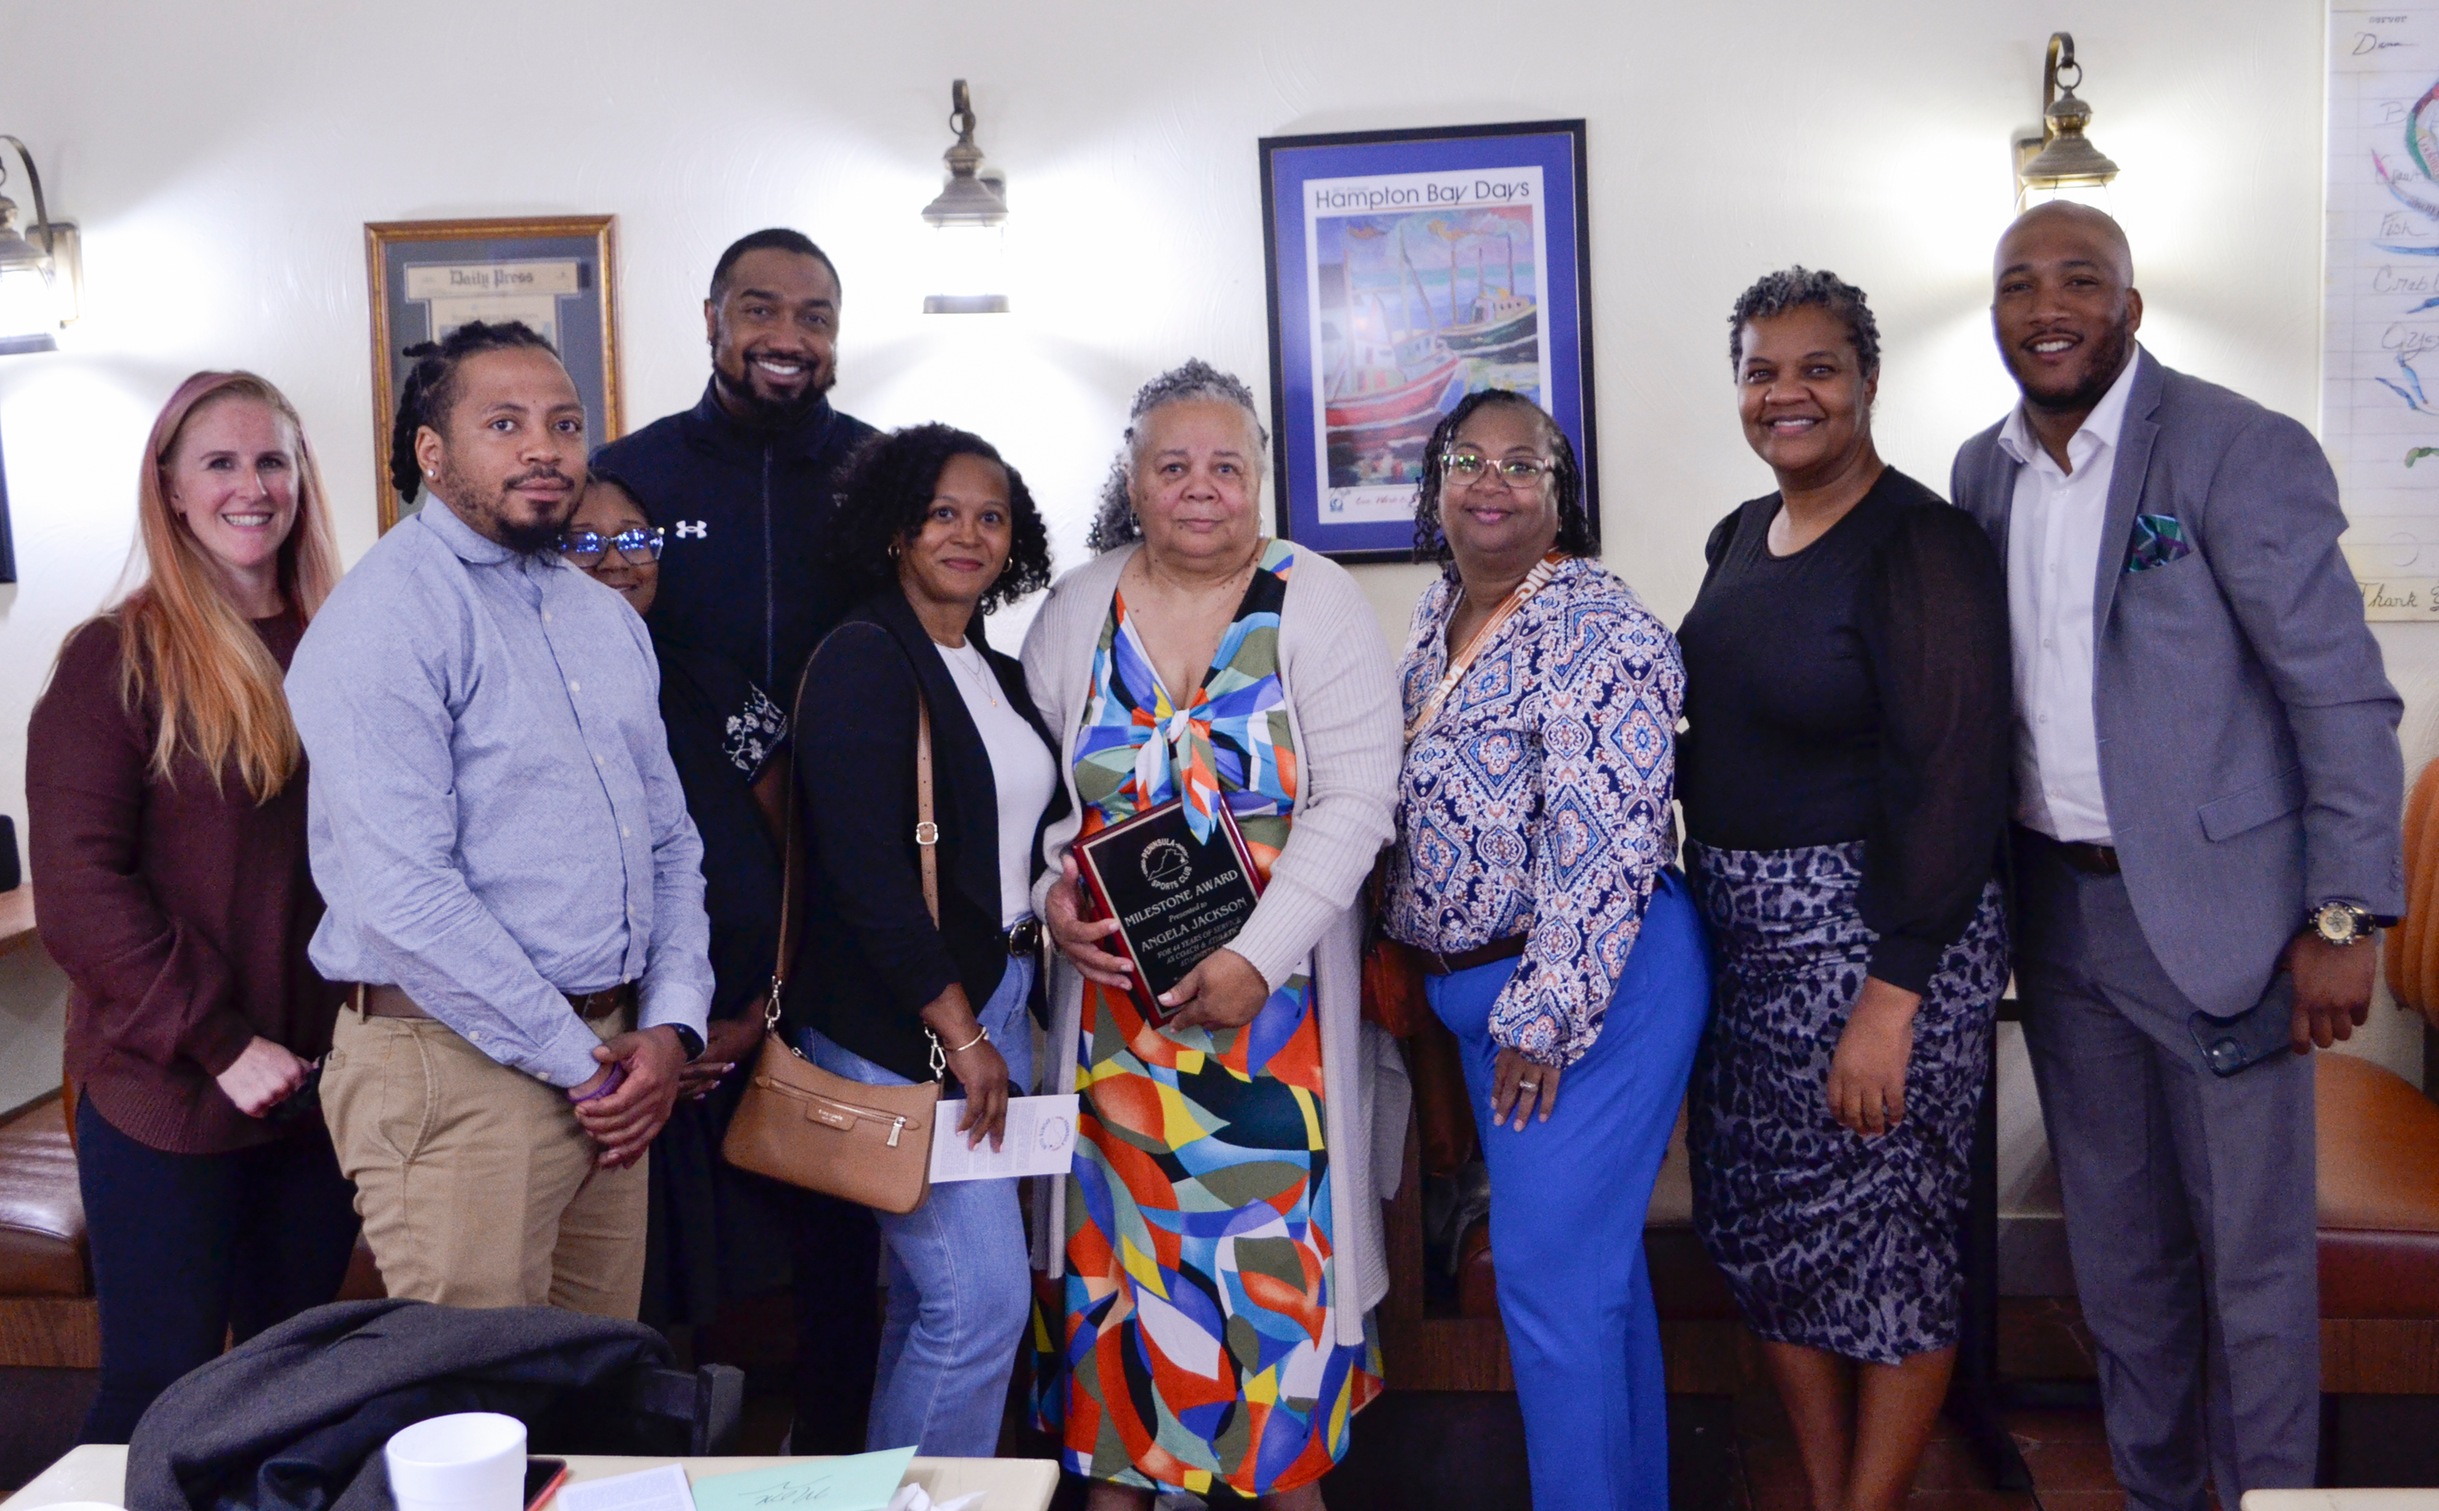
[1384,556,1685,1065]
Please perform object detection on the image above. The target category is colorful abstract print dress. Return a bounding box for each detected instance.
[1037,540,1382,1496]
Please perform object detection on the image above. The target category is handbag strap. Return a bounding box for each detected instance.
[767,656,821,1036]
[768,621,949,1082]
[915,695,941,925]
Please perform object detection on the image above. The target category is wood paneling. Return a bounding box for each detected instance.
[0,1297,96,1369]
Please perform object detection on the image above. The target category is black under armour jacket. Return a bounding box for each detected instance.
[592,384,878,699]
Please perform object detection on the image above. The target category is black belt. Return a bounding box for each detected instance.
[2018,826,2121,876]
[1001,917,1043,957]
[1420,933,1530,977]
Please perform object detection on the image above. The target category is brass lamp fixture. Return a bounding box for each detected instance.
[0,135,80,356]
[2014,33,2121,207]
[921,80,1010,315]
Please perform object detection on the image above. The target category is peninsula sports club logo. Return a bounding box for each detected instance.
[1139,838,1192,891]
[672,520,709,539]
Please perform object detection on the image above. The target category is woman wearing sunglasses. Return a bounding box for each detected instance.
[559,479,799,1331]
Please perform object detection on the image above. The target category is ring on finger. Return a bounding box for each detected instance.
[1517,1080,1541,1091]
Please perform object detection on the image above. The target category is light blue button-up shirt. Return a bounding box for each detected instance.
[288,501,712,1087]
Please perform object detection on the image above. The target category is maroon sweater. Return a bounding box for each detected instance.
[27,613,339,1154]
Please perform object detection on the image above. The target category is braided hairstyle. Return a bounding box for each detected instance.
[1410,389,1596,565]
[1085,359,1270,553]
[387,320,561,504]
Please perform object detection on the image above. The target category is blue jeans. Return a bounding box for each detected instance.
[1424,871,1711,1511]
[75,1095,362,1443]
[798,954,1035,1456]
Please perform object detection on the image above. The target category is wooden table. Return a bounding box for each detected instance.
[5,1446,1060,1511]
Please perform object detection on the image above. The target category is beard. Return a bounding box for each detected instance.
[2013,313,2138,416]
[435,458,578,554]
[711,337,833,427]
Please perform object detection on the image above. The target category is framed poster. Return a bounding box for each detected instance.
[365,215,621,531]
[1260,120,1594,562]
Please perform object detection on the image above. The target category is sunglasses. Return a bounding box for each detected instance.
[559,526,666,567]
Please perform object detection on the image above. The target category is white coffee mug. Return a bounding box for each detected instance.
[384,1412,527,1511]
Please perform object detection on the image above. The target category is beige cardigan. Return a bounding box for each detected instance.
[1019,542,1411,1346]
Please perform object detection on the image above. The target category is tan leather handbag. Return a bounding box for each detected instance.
[722,655,945,1215]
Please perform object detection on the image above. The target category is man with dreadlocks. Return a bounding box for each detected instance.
[287,320,713,1319]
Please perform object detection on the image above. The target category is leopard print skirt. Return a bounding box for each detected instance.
[1684,840,2007,1364]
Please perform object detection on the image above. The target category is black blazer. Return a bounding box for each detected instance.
[789,588,1063,1082]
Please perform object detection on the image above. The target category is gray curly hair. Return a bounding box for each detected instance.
[1727,266,1881,378]
[1085,359,1271,553]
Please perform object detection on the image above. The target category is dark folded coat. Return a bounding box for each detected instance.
[126,1299,731,1511]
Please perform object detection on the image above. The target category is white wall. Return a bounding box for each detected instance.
[0,0,2425,1099]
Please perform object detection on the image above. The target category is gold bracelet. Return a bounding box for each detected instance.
[945,1025,990,1056]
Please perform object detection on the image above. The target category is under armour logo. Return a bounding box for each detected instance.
[674,521,709,539]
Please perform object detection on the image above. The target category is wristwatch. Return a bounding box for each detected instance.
[667,1024,706,1061]
[2310,901,2379,947]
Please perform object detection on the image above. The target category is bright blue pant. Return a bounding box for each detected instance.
[799,955,1034,1456]
[1424,870,1711,1511]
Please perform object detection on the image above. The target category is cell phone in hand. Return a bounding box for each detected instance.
[264,1058,324,1125]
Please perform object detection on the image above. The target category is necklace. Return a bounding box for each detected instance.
[940,639,1002,708]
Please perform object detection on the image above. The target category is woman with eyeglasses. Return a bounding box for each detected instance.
[559,479,799,1332]
[1379,389,1710,1510]
[1677,270,2008,1511]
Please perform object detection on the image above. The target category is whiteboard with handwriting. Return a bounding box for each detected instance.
[2328,1,2439,618]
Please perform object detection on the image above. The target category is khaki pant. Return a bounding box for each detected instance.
[322,1004,646,1318]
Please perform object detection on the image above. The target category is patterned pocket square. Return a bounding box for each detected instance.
[2125,513,2191,573]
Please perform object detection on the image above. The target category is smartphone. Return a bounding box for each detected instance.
[523,1457,570,1511]
[2187,972,2297,1078]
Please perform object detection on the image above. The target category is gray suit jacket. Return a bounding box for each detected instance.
[1950,349,2405,1018]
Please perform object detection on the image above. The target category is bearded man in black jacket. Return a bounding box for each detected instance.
[591,227,880,1454]
[596,227,878,695]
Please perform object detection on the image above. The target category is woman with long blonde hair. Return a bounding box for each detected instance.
[28,370,352,1442]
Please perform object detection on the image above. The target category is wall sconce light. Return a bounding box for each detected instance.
[921,81,1009,315]
[2014,33,2121,209]
[0,136,80,356]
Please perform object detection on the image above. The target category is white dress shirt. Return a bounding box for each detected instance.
[2000,349,2142,845]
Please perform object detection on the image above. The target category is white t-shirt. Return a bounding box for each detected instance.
[935,638,1057,927]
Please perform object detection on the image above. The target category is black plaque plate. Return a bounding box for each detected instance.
[1073,797,1266,1026]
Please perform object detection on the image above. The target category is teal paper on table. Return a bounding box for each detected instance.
[688,1448,917,1511]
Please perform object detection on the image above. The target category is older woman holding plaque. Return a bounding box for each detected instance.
[1025,361,1403,1510]
[1382,389,1710,1511]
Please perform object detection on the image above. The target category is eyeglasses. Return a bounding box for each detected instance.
[558,526,665,566]
[1441,452,1556,490]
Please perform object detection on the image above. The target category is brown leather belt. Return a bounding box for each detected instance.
[1420,933,1531,977]
[354,982,636,1020]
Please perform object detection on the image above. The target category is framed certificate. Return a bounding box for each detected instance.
[1074,799,1266,1026]
[1259,120,1596,562]
[365,215,622,531]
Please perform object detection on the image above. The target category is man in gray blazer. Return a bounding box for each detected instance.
[1950,203,2405,1509]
